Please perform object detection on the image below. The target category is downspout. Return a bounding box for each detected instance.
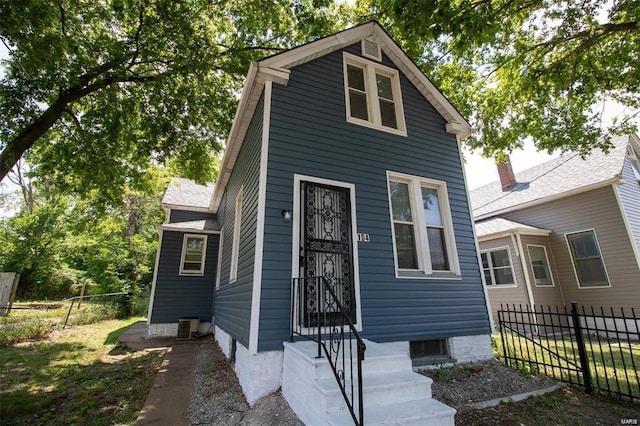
[514,232,536,308]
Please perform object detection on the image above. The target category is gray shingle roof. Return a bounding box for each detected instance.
[470,135,630,219]
[475,218,550,239]
[162,177,215,209]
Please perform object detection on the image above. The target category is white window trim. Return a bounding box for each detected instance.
[565,228,611,289]
[343,52,407,137]
[215,234,224,289]
[386,171,460,279]
[230,187,243,283]
[481,246,517,288]
[179,234,207,276]
[526,244,555,287]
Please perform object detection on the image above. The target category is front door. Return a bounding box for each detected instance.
[300,181,356,327]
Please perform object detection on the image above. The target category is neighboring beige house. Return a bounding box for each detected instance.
[470,134,640,322]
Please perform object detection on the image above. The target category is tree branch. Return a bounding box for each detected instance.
[0,71,169,182]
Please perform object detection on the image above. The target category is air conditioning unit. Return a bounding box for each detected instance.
[177,317,200,339]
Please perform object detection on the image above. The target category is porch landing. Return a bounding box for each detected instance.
[282,339,455,425]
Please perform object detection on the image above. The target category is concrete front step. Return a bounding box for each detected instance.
[314,369,433,409]
[326,398,456,426]
[282,339,456,425]
[284,340,412,380]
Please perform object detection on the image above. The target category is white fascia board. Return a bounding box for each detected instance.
[474,176,623,221]
[210,61,261,213]
[259,22,377,70]
[157,224,220,235]
[210,64,291,214]
[161,204,212,214]
[477,227,551,243]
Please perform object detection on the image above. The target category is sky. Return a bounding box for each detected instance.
[463,142,559,189]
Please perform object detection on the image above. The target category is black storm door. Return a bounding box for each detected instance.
[300,181,356,327]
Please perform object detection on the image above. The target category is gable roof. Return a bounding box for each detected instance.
[162,177,215,212]
[210,21,472,212]
[470,134,635,220]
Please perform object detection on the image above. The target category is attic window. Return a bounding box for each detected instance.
[343,52,406,136]
[361,38,381,61]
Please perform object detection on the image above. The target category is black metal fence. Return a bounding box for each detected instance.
[497,302,640,401]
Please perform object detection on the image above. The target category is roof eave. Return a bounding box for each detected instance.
[473,175,624,221]
[477,227,551,242]
[161,204,213,214]
[157,224,220,235]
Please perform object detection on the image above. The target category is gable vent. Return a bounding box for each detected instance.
[361,38,382,61]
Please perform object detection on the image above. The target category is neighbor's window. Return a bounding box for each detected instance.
[481,248,515,286]
[566,230,610,288]
[344,52,406,135]
[230,187,243,283]
[387,172,458,277]
[527,245,554,286]
[180,234,207,275]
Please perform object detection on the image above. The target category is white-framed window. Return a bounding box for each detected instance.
[527,245,554,286]
[387,171,459,278]
[343,52,407,136]
[481,248,515,286]
[179,234,207,276]
[565,229,610,288]
[230,187,243,283]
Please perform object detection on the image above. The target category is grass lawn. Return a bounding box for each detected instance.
[0,317,163,425]
[495,331,640,400]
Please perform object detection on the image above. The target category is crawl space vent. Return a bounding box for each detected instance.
[361,38,382,61]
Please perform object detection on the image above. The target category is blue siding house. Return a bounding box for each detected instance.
[148,22,493,422]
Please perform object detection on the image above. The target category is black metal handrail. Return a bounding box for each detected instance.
[290,276,366,425]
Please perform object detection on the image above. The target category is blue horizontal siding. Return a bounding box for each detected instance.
[213,95,264,348]
[257,43,490,351]
[150,231,219,323]
[169,209,213,223]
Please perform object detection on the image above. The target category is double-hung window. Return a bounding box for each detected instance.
[481,248,515,286]
[527,245,554,286]
[180,234,207,276]
[343,52,406,136]
[387,172,459,277]
[566,229,610,288]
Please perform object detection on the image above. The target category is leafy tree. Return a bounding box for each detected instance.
[360,0,639,156]
[0,0,350,196]
[0,200,70,298]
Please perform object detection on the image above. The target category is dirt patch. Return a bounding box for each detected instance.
[457,386,639,425]
[418,359,556,409]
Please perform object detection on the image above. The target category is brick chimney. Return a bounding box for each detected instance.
[496,155,517,191]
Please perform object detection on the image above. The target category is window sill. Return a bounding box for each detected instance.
[486,284,517,288]
[179,272,205,277]
[347,116,407,137]
[396,270,461,280]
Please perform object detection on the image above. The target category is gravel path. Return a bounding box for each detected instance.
[188,337,556,425]
[188,337,302,425]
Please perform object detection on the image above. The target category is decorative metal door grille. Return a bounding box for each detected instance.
[301,181,355,327]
